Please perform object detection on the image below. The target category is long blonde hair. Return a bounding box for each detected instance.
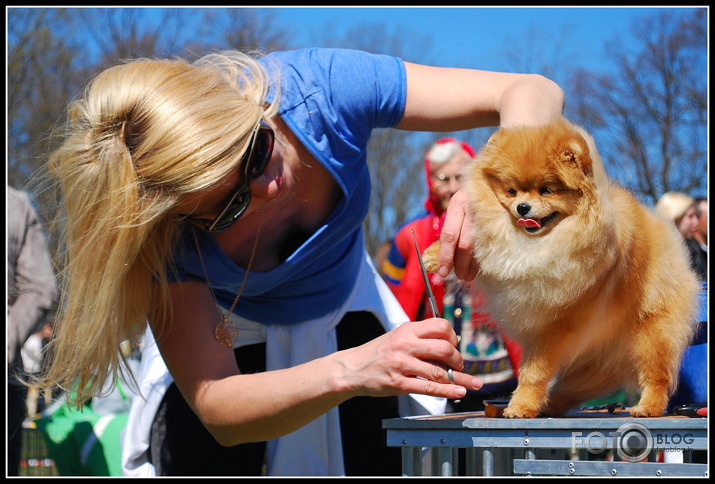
[39,51,279,406]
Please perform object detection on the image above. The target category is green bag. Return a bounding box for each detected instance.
[34,394,128,476]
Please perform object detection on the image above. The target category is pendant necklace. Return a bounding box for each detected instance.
[192,206,264,347]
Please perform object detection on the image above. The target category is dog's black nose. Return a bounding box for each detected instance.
[517,203,531,216]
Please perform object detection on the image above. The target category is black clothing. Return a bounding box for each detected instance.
[685,238,707,281]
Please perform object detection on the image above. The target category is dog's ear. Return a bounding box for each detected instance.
[556,136,593,177]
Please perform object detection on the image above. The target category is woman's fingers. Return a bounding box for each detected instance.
[397,360,483,399]
[451,368,483,391]
[391,319,483,396]
[408,317,460,348]
[437,189,478,281]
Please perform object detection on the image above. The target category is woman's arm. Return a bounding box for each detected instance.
[152,280,481,447]
[396,62,564,131]
[397,62,565,280]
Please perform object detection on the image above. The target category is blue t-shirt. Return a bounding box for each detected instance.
[172,48,407,324]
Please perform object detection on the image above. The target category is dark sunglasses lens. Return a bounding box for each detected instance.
[212,190,250,232]
[246,128,274,180]
[208,126,274,232]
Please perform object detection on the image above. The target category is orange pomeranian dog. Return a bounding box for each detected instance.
[423,117,699,418]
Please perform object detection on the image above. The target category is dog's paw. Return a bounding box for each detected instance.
[421,241,441,273]
[503,403,540,419]
[629,404,665,417]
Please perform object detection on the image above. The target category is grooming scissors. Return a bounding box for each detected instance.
[411,230,460,394]
[411,230,440,318]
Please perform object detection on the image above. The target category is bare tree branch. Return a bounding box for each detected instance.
[570,9,706,203]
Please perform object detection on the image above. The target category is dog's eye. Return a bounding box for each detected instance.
[540,187,553,195]
[507,189,517,196]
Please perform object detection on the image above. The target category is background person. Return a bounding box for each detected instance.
[689,197,707,281]
[7,186,57,476]
[655,191,704,280]
[21,322,54,417]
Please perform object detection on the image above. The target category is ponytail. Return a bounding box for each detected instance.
[39,51,279,406]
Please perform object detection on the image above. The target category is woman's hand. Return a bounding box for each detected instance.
[335,318,483,401]
[436,189,479,281]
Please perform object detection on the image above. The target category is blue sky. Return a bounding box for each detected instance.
[268,6,701,75]
[25,6,699,82]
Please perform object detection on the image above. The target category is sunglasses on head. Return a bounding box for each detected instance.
[185,121,274,232]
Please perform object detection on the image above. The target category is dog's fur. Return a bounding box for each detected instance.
[423,117,699,417]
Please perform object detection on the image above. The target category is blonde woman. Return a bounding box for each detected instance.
[655,191,699,237]
[655,192,706,280]
[41,48,564,476]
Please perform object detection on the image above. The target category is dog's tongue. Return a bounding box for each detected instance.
[517,218,541,229]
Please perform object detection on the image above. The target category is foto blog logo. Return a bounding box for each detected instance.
[572,422,654,462]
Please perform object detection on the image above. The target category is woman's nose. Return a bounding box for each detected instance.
[249,172,271,199]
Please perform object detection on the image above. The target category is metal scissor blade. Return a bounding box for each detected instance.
[412,230,440,318]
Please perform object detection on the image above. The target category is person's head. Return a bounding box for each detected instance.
[655,192,698,238]
[44,50,279,403]
[693,197,708,245]
[424,138,475,214]
[41,322,53,339]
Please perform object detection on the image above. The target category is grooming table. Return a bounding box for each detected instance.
[383,410,708,476]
